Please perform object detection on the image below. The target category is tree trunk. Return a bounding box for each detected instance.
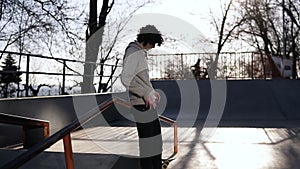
[292,39,298,79]
[81,0,110,94]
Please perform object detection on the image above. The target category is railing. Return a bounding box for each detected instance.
[148,52,300,80]
[0,113,50,149]
[0,97,178,169]
[159,115,178,158]
[1,50,299,98]
[0,50,122,96]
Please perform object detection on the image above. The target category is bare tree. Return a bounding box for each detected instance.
[82,0,155,93]
[238,0,300,78]
[280,0,300,78]
[0,0,84,56]
[209,0,245,78]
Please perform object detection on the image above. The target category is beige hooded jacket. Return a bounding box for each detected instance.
[121,41,155,105]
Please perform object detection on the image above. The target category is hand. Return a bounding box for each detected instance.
[145,90,160,109]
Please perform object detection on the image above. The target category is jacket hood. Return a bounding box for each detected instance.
[124,41,146,59]
[127,41,142,51]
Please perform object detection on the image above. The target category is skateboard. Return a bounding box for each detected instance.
[162,157,175,169]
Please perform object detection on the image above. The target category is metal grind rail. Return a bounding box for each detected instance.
[0,113,50,149]
[0,97,178,169]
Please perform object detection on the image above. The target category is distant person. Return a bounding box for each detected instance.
[191,58,201,79]
[191,58,208,79]
[121,25,164,169]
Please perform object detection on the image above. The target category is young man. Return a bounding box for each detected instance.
[121,25,164,169]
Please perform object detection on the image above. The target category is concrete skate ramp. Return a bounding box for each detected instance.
[0,79,300,146]
[152,79,300,127]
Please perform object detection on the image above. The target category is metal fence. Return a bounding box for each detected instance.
[0,51,122,97]
[148,52,300,80]
[0,50,299,97]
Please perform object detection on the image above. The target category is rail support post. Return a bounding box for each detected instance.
[63,133,74,169]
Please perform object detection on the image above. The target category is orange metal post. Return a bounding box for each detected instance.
[174,123,178,153]
[159,115,178,156]
[63,133,74,169]
[43,123,50,138]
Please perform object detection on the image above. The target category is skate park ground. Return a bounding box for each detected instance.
[1,79,300,169]
[1,122,300,169]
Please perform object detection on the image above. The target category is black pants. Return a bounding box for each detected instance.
[133,105,162,169]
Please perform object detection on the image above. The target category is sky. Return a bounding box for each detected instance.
[109,0,235,54]
[135,0,230,38]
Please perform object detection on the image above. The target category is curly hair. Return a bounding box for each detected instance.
[137,25,164,46]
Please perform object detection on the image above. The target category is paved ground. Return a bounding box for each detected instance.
[167,127,300,169]
[2,124,300,169]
